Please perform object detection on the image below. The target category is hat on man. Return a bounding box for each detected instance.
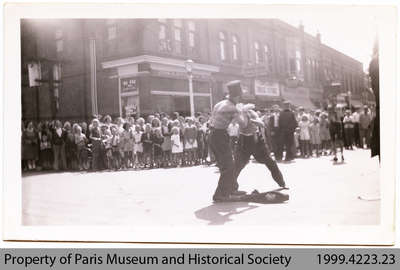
[272,104,280,111]
[226,80,242,98]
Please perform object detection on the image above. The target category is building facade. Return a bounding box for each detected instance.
[21,19,367,121]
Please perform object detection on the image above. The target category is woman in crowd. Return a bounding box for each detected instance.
[22,121,39,171]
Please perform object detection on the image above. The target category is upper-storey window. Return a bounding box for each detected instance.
[254,41,262,64]
[219,32,227,61]
[264,44,273,72]
[173,19,183,54]
[158,19,170,52]
[104,20,117,56]
[107,20,117,40]
[55,29,64,56]
[232,35,240,61]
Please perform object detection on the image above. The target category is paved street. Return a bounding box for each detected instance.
[22,149,379,226]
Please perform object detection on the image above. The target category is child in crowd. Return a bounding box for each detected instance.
[319,113,331,155]
[152,128,164,168]
[171,126,183,167]
[132,125,143,169]
[120,122,133,169]
[343,110,354,150]
[293,127,300,158]
[101,125,112,170]
[89,119,103,171]
[39,123,53,170]
[110,126,121,170]
[183,117,198,166]
[141,123,153,168]
[328,106,345,162]
[299,115,311,158]
[73,124,87,170]
[196,121,205,165]
[309,118,321,157]
[161,118,172,167]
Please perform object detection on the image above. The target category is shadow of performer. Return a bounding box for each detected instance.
[194,202,258,225]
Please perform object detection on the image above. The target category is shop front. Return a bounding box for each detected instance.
[281,86,315,110]
[102,55,219,117]
[253,79,282,109]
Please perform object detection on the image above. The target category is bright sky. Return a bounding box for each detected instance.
[277,6,379,72]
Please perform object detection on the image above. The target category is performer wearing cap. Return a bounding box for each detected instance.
[209,80,248,202]
[233,107,287,193]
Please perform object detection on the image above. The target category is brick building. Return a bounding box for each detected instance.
[21,19,367,121]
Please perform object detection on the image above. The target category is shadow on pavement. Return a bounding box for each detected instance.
[194,202,259,225]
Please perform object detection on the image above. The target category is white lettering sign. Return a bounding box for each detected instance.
[254,80,280,97]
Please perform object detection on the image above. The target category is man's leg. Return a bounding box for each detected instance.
[210,131,235,199]
[284,132,294,160]
[233,135,252,191]
[253,139,286,188]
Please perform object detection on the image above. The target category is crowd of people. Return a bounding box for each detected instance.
[21,103,374,173]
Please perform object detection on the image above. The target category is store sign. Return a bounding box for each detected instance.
[121,78,137,93]
[254,80,280,97]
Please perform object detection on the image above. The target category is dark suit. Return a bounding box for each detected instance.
[268,113,282,160]
[278,109,298,161]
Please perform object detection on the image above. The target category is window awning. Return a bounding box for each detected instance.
[281,87,315,110]
[286,97,316,110]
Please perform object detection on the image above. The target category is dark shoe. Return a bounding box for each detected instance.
[232,190,247,196]
[213,194,243,202]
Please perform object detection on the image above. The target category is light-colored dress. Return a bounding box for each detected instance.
[171,134,183,153]
[120,130,133,152]
[299,121,310,141]
[319,118,331,141]
[161,125,172,151]
[309,123,321,145]
[133,131,143,154]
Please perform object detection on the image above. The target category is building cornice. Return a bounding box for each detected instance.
[102,54,220,73]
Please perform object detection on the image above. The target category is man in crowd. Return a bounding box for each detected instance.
[269,104,282,161]
[352,107,361,148]
[359,105,372,148]
[279,101,298,161]
[233,106,288,194]
[209,80,248,202]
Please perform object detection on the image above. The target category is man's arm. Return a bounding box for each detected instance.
[248,110,265,128]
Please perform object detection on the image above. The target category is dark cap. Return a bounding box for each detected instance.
[226,80,242,98]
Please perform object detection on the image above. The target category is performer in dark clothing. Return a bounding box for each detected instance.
[234,109,287,192]
[209,80,248,202]
[278,101,298,161]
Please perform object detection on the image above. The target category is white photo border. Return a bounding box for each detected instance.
[2,2,397,245]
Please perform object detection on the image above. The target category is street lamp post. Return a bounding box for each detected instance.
[184,59,195,117]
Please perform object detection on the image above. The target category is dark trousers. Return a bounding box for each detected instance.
[353,123,360,147]
[234,134,285,190]
[209,129,235,198]
[282,131,295,161]
[271,130,282,161]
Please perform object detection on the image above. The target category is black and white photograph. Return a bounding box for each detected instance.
[2,2,397,245]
